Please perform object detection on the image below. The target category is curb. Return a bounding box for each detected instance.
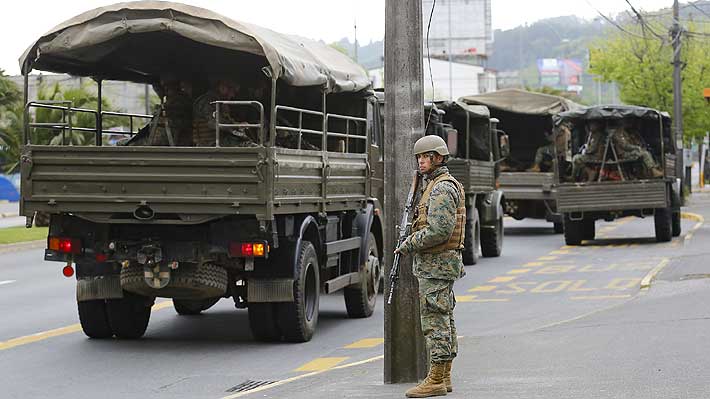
[640,258,670,290]
[0,240,45,254]
[0,213,19,219]
[680,212,705,223]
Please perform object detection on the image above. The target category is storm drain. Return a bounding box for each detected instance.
[226,380,276,393]
[680,274,710,281]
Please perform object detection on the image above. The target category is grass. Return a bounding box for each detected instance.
[0,226,48,245]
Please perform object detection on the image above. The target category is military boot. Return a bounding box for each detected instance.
[650,167,664,178]
[405,362,448,398]
[443,361,453,392]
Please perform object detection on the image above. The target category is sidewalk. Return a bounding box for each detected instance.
[0,201,18,218]
[228,191,710,399]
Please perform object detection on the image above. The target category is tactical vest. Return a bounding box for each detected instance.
[412,172,466,253]
[192,117,214,147]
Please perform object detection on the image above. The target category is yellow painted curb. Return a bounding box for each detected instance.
[680,212,704,223]
[640,258,670,290]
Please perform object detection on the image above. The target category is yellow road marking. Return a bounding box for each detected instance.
[468,285,496,292]
[561,245,574,250]
[344,338,384,349]
[570,295,632,300]
[507,269,531,275]
[640,258,670,289]
[524,262,544,267]
[0,300,173,351]
[455,295,476,302]
[537,256,557,261]
[549,250,570,255]
[295,357,348,372]
[488,276,516,283]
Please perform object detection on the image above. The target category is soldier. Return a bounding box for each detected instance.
[395,135,465,398]
[192,79,258,147]
[571,120,606,181]
[527,130,556,172]
[612,119,663,178]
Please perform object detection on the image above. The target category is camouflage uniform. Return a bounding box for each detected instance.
[531,143,555,172]
[612,127,658,175]
[398,166,464,363]
[164,89,194,146]
[192,91,258,147]
[571,127,605,181]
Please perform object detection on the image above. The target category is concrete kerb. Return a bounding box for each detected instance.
[0,240,45,254]
[0,212,18,219]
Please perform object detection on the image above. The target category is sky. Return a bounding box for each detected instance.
[0,0,676,75]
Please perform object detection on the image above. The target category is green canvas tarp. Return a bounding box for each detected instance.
[459,88,581,115]
[19,1,370,93]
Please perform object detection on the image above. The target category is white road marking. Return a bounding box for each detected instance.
[0,280,16,286]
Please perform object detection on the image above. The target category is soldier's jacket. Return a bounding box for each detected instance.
[533,143,555,170]
[585,129,605,157]
[398,166,464,281]
[193,91,258,147]
[164,92,194,146]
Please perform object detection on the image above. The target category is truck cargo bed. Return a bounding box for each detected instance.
[557,180,668,213]
[499,172,555,200]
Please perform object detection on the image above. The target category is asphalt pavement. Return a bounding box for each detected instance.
[0,195,707,399]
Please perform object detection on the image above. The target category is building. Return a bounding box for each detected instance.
[422,0,493,66]
[369,58,497,101]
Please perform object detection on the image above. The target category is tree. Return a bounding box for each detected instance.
[0,70,22,173]
[588,21,710,143]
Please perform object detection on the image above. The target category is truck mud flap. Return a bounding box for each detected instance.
[248,278,295,302]
[77,275,123,302]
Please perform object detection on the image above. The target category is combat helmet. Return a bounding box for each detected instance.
[413,135,450,156]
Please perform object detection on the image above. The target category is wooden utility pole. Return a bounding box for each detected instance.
[671,0,687,191]
[384,0,427,383]
[383,0,427,384]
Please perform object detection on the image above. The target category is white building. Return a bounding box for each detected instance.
[369,58,497,101]
[422,0,493,64]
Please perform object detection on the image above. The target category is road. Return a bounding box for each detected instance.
[0,205,706,399]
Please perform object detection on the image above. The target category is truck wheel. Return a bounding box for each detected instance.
[77,300,113,339]
[33,211,50,227]
[344,233,380,318]
[249,303,282,341]
[276,241,319,342]
[672,210,681,237]
[173,298,220,315]
[654,207,672,242]
[563,216,583,245]
[106,292,152,339]
[481,215,503,257]
[583,220,595,241]
[553,222,564,234]
[462,209,480,265]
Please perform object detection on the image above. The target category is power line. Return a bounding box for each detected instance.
[424,0,436,131]
[623,0,668,41]
[583,0,646,39]
[689,0,710,20]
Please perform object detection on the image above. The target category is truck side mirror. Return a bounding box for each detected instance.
[499,133,510,158]
[446,127,458,157]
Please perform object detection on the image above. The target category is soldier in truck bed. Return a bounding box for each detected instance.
[192,78,259,147]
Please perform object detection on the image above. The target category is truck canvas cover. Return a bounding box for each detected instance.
[459,89,581,116]
[554,105,670,123]
[19,1,370,93]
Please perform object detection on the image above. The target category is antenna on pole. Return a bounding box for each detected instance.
[354,18,359,63]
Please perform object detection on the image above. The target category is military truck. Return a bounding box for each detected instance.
[460,89,580,233]
[19,2,385,342]
[422,101,505,264]
[553,105,682,245]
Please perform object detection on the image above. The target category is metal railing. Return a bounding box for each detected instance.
[274,105,324,150]
[214,101,265,147]
[101,111,153,137]
[325,113,367,153]
[24,101,98,145]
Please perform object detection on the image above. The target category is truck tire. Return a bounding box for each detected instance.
[553,222,564,234]
[583,220,595,241]
[106,292,152,339]
[121,262,228,299]
[33,211,50,227]
[173,298,220,315]
[672,210,681,237]
[344,233,380,318]
[249,303,282,341]
[481,215,503,257]
[77,300,113,339]
[462,209,480,265]
[654,207,672,242]
[276,241,319,342]
[564,216,583,246]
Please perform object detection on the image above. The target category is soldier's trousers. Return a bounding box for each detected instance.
[418,277,457,363]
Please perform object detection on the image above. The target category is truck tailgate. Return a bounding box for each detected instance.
[499,172,555,200]
[21,146,267,223]
[557,180,668,213]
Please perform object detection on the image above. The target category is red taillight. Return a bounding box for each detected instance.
[48,237,82,254]
[62,265,74,278]
[229,241,268,258]
[95,253,108,263]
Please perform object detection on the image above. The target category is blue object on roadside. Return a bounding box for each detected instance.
[0,175,20,201]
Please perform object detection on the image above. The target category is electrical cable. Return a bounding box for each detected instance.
[424,0,436,132]
[583,0,646,39]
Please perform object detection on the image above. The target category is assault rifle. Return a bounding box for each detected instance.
[387,172,421,305]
